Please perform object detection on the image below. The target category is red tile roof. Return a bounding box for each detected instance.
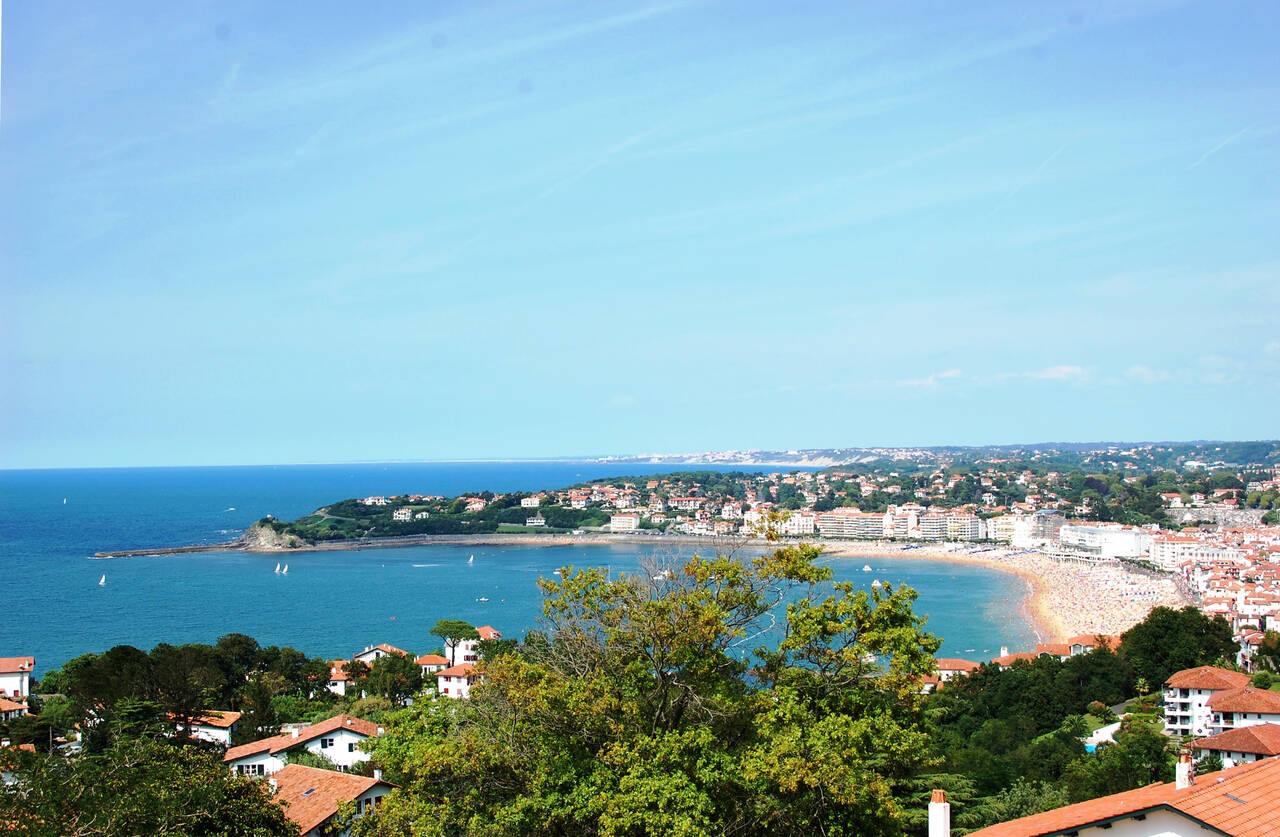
[415,654,449,666]
[970,756,1280,836]
[270,764,395,834]
[1036,643,1072,657]
[436,663,477,679]
[185,710,241,729]
[1166,666,1252,691]
[224,714,380,762]
[354,643,410,658]
[327,661,350,682]
[1195,723,1280,757]
[1209,687,1280,714]
[477,626,501,641]
[0,657,34,674]
[935,658,980,672]
[0,698,27,714]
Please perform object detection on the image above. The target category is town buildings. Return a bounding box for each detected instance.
[224,715,382,777]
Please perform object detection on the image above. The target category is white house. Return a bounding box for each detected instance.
[0,657,35,700]
[448,626,501,666]
[270,764,396,837]
[1193,722,1280,768]
[526,515,547,527]
[1163,666,1252,738]
[1207,686,1280,735]
[436,663,479,699]
[224,715,382,777]
[935,659,980,683]
[520,497,542,508]
[176,710,242,747]
[392,507,412,522]
[0,697,27,723]
[415,654,449,677]
[326,661,351,697]
[965,754,1280,837]
[353,644,411,666]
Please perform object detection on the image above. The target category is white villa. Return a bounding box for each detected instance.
[224,715,382,777]
[1163,666,1252,738]
[176,710,242,747]
[0,657,35,700]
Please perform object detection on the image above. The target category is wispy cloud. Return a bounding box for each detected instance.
[893,369,964,389]
[1124,365,1170,383]
[1189,126,1251,169]
[1027,364,1088,381]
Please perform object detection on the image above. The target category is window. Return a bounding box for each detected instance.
[348,742,356,752]
[320,737,335,749]
[238,764,264,777]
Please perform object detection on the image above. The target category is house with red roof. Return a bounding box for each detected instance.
[224,714,382,777]
[1164,666,1253,737]
[174,710,242,747]
[269,764,395,836]
[966,753,1280,836]
[448,626,501,666]
[1208,687,1280,735]
[415,654,449,676]
[935,659,980,683]
[326,661,352,697]
[0,657,35,700]
[352,644,411,666]
[0,697,27,723]
[437,663,479,699]
[1194,723,1280,769]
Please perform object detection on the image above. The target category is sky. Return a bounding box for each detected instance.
[2,0,1278,468]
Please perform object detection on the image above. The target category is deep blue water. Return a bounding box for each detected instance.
[0,463,1036,675]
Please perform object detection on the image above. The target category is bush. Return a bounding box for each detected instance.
[1251,671,1273,689]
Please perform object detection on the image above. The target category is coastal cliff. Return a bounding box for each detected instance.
[240,521,309,552]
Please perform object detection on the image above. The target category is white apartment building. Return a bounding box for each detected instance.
[520,496,542,508]
[1059,523,1153,560]
[610,513,640,532]
[392,508,412,521]
[1163,666,1251,738]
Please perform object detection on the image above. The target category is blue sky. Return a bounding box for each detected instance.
[2,0,1278,468]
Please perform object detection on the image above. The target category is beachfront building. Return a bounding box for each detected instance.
[610,513,640,532]
[965,754,1280,837]
[1193,723,1280,768]
[176,711,242,747]
[437,663,478,699]
[270,764,395,837]
[778,510,816,536]
[526,514,547,527]
[224,715,382,777]
[815,508,889,539]
[1058,523,1153,561]
[353,644,411,666]
[1163,666,1252,738]
[0,657,35,700]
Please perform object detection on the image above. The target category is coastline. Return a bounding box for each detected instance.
[95,532,1186,646]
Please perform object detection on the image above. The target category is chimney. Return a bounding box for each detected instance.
[373,768,383,781]
[999,646,1008,658]
[268,777,278,795]
[291,727,300,739]
[928,789,950,837]
[1176,752,1195,789]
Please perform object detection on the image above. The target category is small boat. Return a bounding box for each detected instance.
[63,498,68,504]
[870,579,882,588]
[274,563,281,574]
[552,569,562,576]
[476,596,489,602]
[281,564,289,575]
[99,574,106,586]
[468,555,474,564]
[862,565,872,572]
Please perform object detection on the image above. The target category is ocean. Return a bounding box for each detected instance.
[0,462,1036,674]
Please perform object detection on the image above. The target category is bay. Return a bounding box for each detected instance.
[0,463,1036,673]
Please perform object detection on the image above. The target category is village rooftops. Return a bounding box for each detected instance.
[969,756,1280,836]
[179,710,242,729]
[224,714,381,762]
[1194,724,1280,758]
[1165,665,1253,691]
[0,657,34,674]
[476,626,502,641]
[934,659,980,673]
[269,764,396,835]
[327,661,350,681]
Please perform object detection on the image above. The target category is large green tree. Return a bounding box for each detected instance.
[0,737,298,837]
[359,544,941,836]
[1120,606,1236,687]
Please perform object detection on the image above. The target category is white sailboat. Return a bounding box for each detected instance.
[274,562,281,574]
[63,498,68,504]
[281,564,289,575]
[468,555,474,565]
[862,564,872,572]
[99,574,106,586]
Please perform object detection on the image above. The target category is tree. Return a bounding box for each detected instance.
[359,653,423,705]
[428,619,478,664]
[0,737,298,837]
[360,544,941,836]
[1061,721,1175,802]
[1120,607,1236,687]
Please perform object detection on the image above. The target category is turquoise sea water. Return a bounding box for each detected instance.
[0,463,1036,673]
